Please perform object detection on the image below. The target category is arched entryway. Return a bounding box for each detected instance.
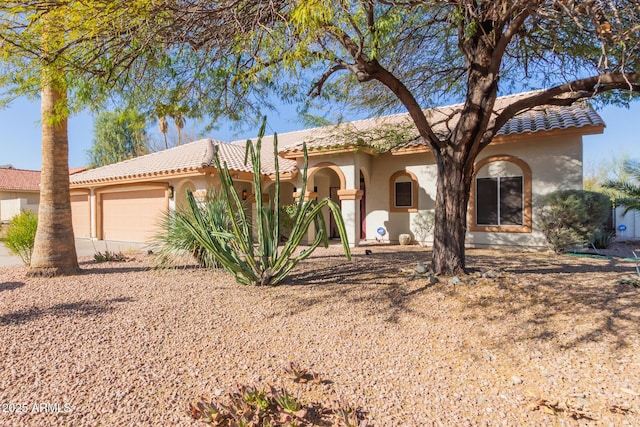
[304,163,364,247]
[175,180,196,209]
[309,167,344,238]
[277,181,296,206]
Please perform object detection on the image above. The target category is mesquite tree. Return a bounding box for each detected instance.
[169,0,639,274]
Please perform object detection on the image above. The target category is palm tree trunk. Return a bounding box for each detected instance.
[28,10,79,276]
[158,116,169,149]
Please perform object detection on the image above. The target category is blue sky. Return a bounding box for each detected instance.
[0,96,638,172]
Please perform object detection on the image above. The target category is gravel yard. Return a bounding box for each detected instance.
[1,245,639,426]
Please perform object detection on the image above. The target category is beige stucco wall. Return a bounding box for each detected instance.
[0,191,39,222]
[364,152,437,244]
[467,135,582,248]
[361,134,583,248]
[613,207,640,241]
[168,174,220,211]
[68,132,584,249]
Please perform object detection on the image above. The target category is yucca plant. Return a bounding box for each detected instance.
[180,117,351,286]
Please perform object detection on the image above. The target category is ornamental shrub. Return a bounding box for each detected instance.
[537,189,611,253]
[278,203,298,241]
[2,210,38,265]
[153,189,234,269]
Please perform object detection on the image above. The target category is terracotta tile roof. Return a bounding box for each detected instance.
[68,91,604,186]
[70,138,299,185]
[0,168,40,192]
[496,102,602,135]
[69,166,89,175]
[277,91,605,154]
[228,136,298,175]
[214,140,297,175]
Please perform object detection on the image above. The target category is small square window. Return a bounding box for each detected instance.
[395,181,413,207]
[390,171,418,212]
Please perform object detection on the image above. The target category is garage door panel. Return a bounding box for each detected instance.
[70,194,90,238]
[101,188,166,242]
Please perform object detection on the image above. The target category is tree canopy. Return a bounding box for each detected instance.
[179,0,638,273]
[2,1,639,275]
[0,1,178,274]
[88,108,148,167]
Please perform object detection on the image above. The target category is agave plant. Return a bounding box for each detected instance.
[180,117,351,286]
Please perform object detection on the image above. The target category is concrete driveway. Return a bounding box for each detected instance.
[0,238,150,267]
[0,243,21,267]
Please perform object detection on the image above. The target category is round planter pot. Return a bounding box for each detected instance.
[398,234,412,245]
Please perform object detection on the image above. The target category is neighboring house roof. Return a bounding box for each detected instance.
[0,167,40,192]
[69,138,299,185]
[277,91,606,155]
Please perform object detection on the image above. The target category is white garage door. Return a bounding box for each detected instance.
[70,193,91,238]
[101,188,167,242]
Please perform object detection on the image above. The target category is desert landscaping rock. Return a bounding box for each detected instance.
[1,246,639,426]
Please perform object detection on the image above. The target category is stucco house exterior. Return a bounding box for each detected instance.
[0,166,40,223]
[69,92,605,249]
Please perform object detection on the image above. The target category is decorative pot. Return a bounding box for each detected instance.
[398,234,412,245]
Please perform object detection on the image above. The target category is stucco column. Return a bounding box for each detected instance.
[293,191,318,244]
[90,188,96,239]
[337,189,363,247]
[249,193,270,240]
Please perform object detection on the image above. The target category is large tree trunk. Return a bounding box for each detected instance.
[28,27,79,276]
[431,149,475,275]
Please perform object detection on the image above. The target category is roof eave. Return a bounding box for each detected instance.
[69,167,210,188]
[0,188,40,193]
[280,145,377,159]
[266,169,299,181]
[387,124,605,156]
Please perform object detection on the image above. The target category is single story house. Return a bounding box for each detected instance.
[0,166,40,223]
[69,91,605,248]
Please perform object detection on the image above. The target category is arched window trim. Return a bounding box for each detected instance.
[469,155,532,233]
[389,170,418,212]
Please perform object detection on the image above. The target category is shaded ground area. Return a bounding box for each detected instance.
[0,246,639,426]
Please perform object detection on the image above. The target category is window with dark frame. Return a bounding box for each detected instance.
[476,176,523,226]
[395,181,413,207]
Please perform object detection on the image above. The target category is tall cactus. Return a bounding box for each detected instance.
[180,117,351,286]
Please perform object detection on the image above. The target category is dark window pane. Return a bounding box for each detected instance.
[395,181,412,207]
[499,176,523,225]
[476,178,498,225]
